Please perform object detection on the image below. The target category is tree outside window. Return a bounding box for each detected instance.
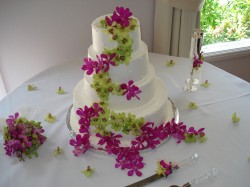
[200,0,250,46]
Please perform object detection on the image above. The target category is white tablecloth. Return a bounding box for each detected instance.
[0,53,250,187]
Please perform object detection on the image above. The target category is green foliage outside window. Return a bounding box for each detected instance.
[200,0,250,45]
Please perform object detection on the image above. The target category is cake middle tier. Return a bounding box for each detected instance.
[82,62,158,110]
[72,74,170,129]
[88,41,150,83]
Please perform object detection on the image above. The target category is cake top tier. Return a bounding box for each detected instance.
[91,7,141,54]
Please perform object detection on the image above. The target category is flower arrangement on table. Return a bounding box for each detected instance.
[3,112,46,161]
[184,53,204,92]
[184,29,205,92]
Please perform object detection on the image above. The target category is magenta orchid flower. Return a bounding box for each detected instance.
[106,7,132,28]
[126,161,144,177]
[82,53,116,75]
[76,106,94,127]
[120,80,142,100]
[100,53,116,72]
[69,134,91,156]
[193,54,203,69]
[159,160,174,175]
[82,57,97,75]
[76,103,103,132]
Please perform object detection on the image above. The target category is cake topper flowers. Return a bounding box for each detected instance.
[105,7,132,28]
[3,112,46,161]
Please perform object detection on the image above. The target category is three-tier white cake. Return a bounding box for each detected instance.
[70,10,172,148]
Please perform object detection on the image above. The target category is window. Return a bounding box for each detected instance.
[200,0,249,46]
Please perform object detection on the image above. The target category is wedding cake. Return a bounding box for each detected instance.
[70,7,173,150]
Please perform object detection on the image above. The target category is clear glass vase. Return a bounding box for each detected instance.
[186,68,201,85]
[184,68,201,92]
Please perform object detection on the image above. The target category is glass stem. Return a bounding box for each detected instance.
[189,69,194,88]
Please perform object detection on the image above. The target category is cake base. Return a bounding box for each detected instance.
[66,98,179,154]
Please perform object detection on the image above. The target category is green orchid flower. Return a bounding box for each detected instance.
[166,59,176,67]
[45,113,56,123]
[189,102,198,109]
[27,84,36,91]
[201,80,211,88]
[53,146,64,156]
[82,166,95,177]
[56,86,65,94]
[232,112,240,123]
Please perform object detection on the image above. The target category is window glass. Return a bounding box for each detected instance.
[200,0,250,46]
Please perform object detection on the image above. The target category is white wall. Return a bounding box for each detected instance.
[0,0,155,92]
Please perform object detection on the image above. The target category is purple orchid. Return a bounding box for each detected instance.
[159,160,174,175]
[82,53,116,75]
[82,57,97,75]
[193,54,203,69]
[6,112,19,131]
[120,80,142,100]
[96,132,122,154]
[76,106,94,127]
[76,103,103,133]
[131,136,146,150]
[69,134,91,156]
[115,146,144,176]
[100,53,116,72]
[105,7,132,28]
[92,102,104,117]
[126,161,144,177]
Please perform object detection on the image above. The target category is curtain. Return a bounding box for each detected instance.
[0,70,6,99]
[153,0,204,57]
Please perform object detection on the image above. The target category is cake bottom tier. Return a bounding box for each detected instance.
[70,76,172,148]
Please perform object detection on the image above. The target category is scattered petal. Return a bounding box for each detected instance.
[232,112,240,123]
[56,86,65,94]
[45,113,56,123]
[188,102,198,110]
[201,80,211,88]
[53,146,64,156]
[82,166,95,177]
[27,84,36,91]
[166,60,175,67]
